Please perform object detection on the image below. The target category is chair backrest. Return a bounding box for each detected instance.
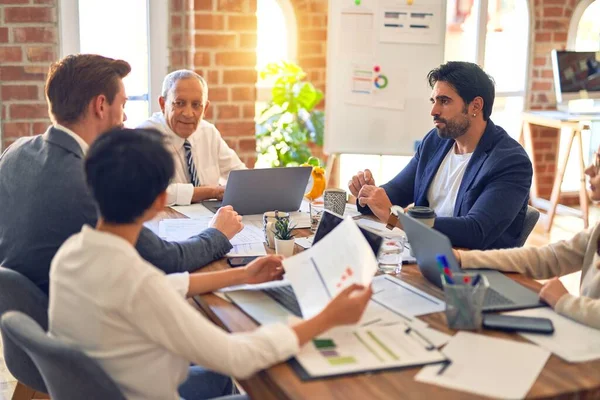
[0,266,48,392]
[516,205,540,247]
[1,311,126,400]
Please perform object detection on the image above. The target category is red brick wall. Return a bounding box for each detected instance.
[0,0,58,150]
[527,0,580,200]
[169,0,259,167]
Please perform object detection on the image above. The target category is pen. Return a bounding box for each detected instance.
[437,359,452,376]
[471,274,481,287]
[404,326,435,351]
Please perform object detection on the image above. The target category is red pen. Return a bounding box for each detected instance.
[463,276,471,284]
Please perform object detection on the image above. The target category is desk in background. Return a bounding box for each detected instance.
[157,207,600,399]
[520,111,600,232]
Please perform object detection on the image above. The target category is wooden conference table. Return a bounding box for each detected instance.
[155,207,600,399]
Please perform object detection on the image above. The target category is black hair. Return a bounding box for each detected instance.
[427,61,496,121]
[84,128,174,224]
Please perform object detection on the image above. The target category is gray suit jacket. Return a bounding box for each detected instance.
[0,127,232,294]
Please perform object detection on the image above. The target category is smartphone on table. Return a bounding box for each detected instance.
[227,256,259,268]
[482,314,555,334]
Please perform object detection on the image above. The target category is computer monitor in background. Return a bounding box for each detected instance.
[551,50,600,108]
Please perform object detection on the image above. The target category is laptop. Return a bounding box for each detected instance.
[398,212,544,312]
[225,211,384,324]
[202,167,312,215]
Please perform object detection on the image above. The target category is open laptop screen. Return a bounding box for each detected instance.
[313,210,383,256]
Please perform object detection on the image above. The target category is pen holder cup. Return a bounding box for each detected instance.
[442,273,489,330]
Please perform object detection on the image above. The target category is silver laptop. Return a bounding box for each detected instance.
[398,212,544,312]
[202,167,312,215]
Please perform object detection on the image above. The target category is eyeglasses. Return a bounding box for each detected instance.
[171,100,205,111]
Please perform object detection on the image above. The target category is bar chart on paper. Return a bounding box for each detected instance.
[295,324,446,378]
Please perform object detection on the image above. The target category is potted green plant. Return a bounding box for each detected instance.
[256,61,325,167]
[273,216,297,257]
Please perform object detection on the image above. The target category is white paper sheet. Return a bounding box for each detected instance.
[283,218,378,319]
[415,332,550,399]
[356,218,406,238]
[171,203,214,218]
[371,275,445,317]
[158,218,213,241]
[378,3,442,45]
[506,308,600,363]
[226,243,267,257]
[158,219,265,246]
[218,279,291,293]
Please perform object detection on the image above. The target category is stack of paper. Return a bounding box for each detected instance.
[415,332,550,399]
[506,308,600,363]
[158,218,267,256]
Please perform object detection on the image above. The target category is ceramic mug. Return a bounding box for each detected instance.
[263,211,291,249]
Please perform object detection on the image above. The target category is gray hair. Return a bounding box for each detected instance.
[161,70,208,103]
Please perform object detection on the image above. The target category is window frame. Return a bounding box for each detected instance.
[58,0,168,115]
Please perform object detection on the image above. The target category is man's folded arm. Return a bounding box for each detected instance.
[136,227,232,273]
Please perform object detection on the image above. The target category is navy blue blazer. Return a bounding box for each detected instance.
[0,127,233,294]
[360,120,533,250]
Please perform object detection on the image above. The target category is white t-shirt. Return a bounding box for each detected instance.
[427,146,473,218]
[138,113,247,206]
[49,226,299,400]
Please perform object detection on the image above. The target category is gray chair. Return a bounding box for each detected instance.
[0,266,48,395]
[1,311,126,400]
[516,205,540,247]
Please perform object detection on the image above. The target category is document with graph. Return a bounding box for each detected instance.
[283,217,379,319]
[292,324,446,379]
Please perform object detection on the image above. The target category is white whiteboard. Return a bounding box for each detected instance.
[324,0,446,156]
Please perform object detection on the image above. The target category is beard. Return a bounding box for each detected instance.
[434,113,470,140]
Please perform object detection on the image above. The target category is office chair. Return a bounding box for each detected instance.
[516,206,540,247]
[0,267,48,397]
[1,311,126,400]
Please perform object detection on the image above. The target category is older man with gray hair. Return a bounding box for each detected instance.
[139,70,246,205]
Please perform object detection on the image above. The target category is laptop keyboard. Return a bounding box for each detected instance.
[262,286,303,317]
[483,288,514,307]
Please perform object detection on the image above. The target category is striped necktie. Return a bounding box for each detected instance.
[183,140,200,187]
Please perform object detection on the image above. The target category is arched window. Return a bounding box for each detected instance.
[561,0,600,192]
[256,0,298,104]
[569,0,600,51]
[445,0,531,138]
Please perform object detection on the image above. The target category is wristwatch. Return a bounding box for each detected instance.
[386,205,404,230]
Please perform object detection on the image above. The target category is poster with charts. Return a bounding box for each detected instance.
[378,2,442,45]
[293,324,446,379]
[346,63,407,110]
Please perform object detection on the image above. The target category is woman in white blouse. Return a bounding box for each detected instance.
[455,149,600,329]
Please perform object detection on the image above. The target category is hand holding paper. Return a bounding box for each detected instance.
[283,217,378,318]
[244,255,285,285]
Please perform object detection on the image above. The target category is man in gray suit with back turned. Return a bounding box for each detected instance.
[0,54,244,295]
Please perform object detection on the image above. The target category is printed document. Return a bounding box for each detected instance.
[295,324,446,378]
[506,308,600,363]
[371,275,445,316]
[283,218,378,318]
[415,332,550,399]
[158,218,265,246]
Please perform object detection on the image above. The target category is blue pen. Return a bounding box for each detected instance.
[471,274,481,287]
[436,255,454,284]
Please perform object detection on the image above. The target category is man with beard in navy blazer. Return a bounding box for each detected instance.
[350,62,532,250]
